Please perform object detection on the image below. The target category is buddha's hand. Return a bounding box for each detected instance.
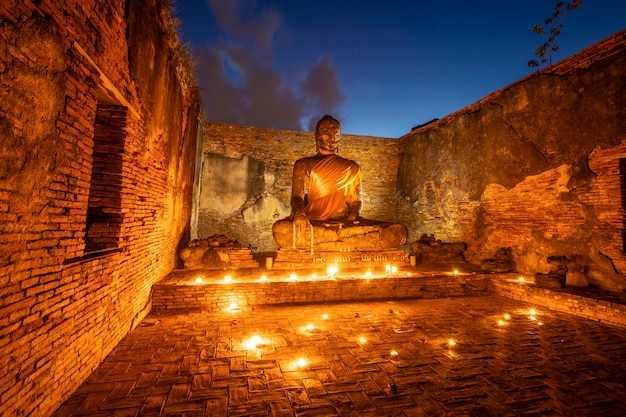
[294,214,310,242]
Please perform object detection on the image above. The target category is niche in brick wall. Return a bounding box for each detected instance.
[85,105,127,253]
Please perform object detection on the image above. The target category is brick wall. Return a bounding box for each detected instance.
[491,278,626,328]
[398,31,626,292]
[199,123,401,252]
[0,1,200,416]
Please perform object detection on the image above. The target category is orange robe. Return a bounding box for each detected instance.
[305,155,363,221]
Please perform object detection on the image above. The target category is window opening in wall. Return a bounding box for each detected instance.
[85,104,127,253]
[620,158,626,254]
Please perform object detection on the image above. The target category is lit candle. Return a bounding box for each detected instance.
[327,265,338,279]
[224,275,232,283]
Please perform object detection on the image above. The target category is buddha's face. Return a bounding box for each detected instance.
[316,121,341,154]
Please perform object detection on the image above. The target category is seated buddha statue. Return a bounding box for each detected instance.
[272,115,407,252]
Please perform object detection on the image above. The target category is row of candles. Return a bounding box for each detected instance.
[192,268,534,285]
[192,265,465,285]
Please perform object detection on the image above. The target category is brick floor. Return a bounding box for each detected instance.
[52,296,626,416]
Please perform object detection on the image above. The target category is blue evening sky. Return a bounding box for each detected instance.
[174,0,626,138]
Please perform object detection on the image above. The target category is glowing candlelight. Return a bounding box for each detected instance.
[311,273,318,280]
[297,358,308,367]
[407,272,412,277]
[448,339,456,347]
[498,320,505,326]
[390,350,398,356]
[322,314,328,320]
[195,277,203,284]
[453,269,459,275]
[306,324,315,331]
[504,314,511,319]
[364,271,372,278]
[359,337,367,343]
[529,309,537,315]
[260,275,268,282]
[518,276,525,282]
[289,273,297,281]
[391,266,397,275]
[327,265,338,279]
[243,334,264,349]
[224,275,232,283]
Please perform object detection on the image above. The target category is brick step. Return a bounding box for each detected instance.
[152,271,496,311]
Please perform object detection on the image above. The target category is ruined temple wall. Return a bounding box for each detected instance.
[0,1,200,415]
[199,123,400,252]
[398,30,626,292]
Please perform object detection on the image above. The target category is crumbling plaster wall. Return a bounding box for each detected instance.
[0,1,199,416]
[398,33,626,292]
[199,123,401,253]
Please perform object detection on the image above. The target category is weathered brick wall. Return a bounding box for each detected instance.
[199,123,401,252]
[0,1,199,416]
[398,30,626,293]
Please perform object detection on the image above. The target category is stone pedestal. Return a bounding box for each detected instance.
[272,248,407,270]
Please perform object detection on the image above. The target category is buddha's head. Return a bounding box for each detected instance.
[315,115,341,154]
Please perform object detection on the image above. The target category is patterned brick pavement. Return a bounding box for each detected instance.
[52,296,626,416]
